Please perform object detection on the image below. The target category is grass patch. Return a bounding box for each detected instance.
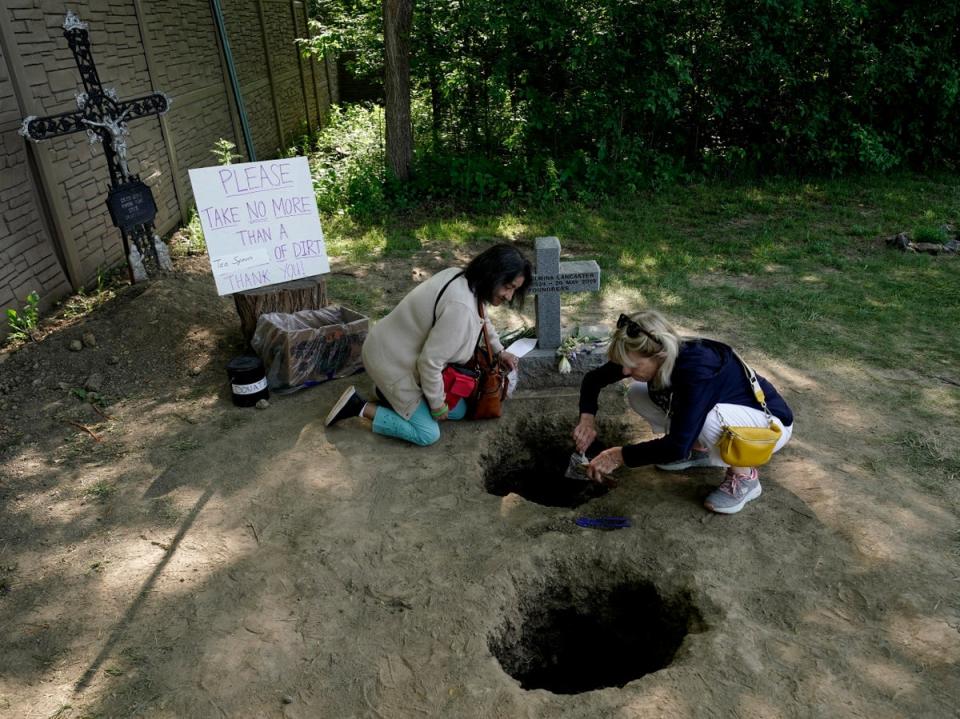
[59,268,124,320]
[85,480,116,502]
[170,209,207,257]
[323,171,960,376]
[147,497,182,525]
[169,437,202,452]
[897,429,960,483]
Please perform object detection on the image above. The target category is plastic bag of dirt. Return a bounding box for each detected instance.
[251,306,368,390]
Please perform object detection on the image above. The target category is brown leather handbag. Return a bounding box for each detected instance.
[469,300,509,419]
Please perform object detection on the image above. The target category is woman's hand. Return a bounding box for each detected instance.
[586,447,624,482]
[500,351,519,372]
[430,404,449,422]
[572,414,597,454]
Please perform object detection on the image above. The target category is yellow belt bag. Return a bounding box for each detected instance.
[714,350,782,467]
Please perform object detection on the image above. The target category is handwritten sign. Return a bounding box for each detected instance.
[187,156,329,295]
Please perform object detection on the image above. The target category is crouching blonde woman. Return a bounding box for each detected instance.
[325,244,531,446]
[572,310,794,514]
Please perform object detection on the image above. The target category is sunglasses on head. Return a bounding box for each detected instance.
[617,314,661,346]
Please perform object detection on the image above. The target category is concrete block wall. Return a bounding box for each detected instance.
[0,0,337,341]
[0,16,74,325]
[139,0,240,209]
[12,1,177,276]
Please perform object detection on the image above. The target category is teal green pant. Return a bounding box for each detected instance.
[372,398,467,446]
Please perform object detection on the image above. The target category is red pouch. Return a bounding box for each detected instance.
[442,364,479,409]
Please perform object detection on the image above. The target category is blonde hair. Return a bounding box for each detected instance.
[607,309,682,388]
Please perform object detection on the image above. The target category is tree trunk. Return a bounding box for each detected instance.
[423,1,442,145]
[232,276,328,344]
[383,0,413,180]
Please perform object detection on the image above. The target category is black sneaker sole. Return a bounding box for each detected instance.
[325,386,357,426]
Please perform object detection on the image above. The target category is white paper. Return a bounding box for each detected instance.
[505,337,538,397]
[188,156,329,295]
[505,337,537,357]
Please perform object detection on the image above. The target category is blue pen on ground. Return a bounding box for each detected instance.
[575,516,632,530]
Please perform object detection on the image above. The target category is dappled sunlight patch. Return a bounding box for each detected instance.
[847,654,922,698]
[885,614,960,667]
[616,251,659,273]
[837,508,908,563]
[759,360,819,393]
[688,272,761,291]
[738,694,791,719]
[494,213,530,239]
[614,685,691,716]
[803,604,864,639]
[800,183,829,202]
[596,282,648,317]
[413,218,480,245]
[325,225,387,262]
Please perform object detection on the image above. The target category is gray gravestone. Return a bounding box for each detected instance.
[531,236,601,350]
[515,237,604,388]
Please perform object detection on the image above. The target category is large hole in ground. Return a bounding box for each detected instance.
[490,574,703,694]
[482,416,632,508]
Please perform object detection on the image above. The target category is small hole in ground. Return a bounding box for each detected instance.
[482,416,630,508]
[490,575,703,694]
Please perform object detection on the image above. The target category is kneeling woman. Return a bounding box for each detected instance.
[325,244,531,446]
[573,310,794,514]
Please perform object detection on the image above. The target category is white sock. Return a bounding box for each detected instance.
[359,402,368,418]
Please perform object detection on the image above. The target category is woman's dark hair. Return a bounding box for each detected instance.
[463,244,533,308]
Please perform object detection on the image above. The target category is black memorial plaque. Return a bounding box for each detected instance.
[106,180,157,230]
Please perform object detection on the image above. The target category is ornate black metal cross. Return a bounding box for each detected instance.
[19,11,174,282]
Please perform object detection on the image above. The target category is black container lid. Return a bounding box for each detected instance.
[227,355,264,372]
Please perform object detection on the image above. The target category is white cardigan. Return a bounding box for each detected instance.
[361,268,504,420]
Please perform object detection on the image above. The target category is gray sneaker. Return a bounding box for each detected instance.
[704,467,761,514]
[657,448,719,471]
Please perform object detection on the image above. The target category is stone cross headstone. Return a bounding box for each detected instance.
[530,236,601,350]
[19,11,173,282]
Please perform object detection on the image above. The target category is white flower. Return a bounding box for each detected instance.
[558,356,572,374]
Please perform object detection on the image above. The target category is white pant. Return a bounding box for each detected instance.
[627,382,793,466]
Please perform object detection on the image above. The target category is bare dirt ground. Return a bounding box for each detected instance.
[1,251,959,719]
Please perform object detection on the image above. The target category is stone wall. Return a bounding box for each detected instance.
[0,0,337,341]
[0,25,73,328]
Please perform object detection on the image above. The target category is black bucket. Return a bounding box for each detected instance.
[226,355,269,407]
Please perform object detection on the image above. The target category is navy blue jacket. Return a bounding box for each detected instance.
[579,339,793,467]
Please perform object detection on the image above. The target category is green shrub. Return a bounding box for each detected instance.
[311,104,388,217]
[172,209,206,257]
[210,138,241,165]
[314,0,960,208]
[913,225,950,245]
[5,291,39,343]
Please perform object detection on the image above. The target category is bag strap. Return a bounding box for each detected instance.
[727,346,772,420]
[431,271,465,327]
[477,298,497,363]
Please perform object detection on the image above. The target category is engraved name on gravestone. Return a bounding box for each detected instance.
[530,236,601,350]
